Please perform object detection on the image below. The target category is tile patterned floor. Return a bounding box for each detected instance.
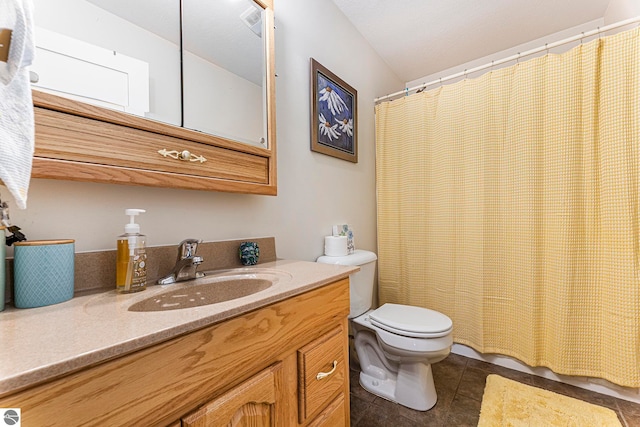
[349,353,640,426]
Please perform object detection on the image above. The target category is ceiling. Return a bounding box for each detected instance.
[331,0,612,83]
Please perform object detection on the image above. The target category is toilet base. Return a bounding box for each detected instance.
[358,361,437,411]
[359,370,397,404]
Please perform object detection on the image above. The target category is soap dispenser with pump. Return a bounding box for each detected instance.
[116,209,147,293]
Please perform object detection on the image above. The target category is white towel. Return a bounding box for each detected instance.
[0,0,35,209]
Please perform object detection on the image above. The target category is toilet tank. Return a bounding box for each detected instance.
[316,249,377,318]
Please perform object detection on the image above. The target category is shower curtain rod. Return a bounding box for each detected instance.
[375,15,640,103]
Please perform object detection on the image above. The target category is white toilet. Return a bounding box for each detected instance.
[317,250,453,411]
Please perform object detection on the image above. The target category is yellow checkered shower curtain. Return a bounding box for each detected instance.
[375,28,640,387]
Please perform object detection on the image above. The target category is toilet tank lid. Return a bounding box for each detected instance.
[316,249,377,266]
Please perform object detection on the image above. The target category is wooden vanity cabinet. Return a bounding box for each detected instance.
[0,278,351,426]
[180,324,349,427]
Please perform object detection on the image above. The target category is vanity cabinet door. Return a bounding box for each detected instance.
[182,363,282,427]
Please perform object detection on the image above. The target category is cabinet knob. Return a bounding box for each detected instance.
[316,360,338,380]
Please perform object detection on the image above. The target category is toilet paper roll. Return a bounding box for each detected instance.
[324,235,348,257]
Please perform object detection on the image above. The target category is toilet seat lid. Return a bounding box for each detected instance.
[369,303,453,338]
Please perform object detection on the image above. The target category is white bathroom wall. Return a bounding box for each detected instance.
[4,0,402,263]
[604,0,640,23]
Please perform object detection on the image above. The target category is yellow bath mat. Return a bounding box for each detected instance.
[478,375,622,427]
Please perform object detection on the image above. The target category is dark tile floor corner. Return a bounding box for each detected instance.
[349,353,640,427]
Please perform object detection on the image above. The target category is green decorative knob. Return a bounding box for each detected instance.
[239,242,260,266]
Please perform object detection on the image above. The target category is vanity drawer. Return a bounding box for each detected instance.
[298,326,346,423]
[35,107,270,184]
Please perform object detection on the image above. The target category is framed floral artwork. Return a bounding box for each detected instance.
[310,58,357,163]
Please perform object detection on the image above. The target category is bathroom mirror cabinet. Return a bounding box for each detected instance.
[30,0,277,195]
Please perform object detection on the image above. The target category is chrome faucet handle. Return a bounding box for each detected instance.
[177,238,201,260]
[156,239,205,285]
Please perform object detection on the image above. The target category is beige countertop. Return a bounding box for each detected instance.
[0,259,357,397]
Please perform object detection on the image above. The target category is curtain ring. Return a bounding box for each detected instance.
[545,43,549,55]
[516,53,520,65]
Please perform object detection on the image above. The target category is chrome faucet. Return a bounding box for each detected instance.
[157,239,204,285]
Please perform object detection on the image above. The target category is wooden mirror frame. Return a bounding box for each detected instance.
[31,0,276,196]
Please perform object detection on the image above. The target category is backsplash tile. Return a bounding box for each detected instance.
[3,237,276,302]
